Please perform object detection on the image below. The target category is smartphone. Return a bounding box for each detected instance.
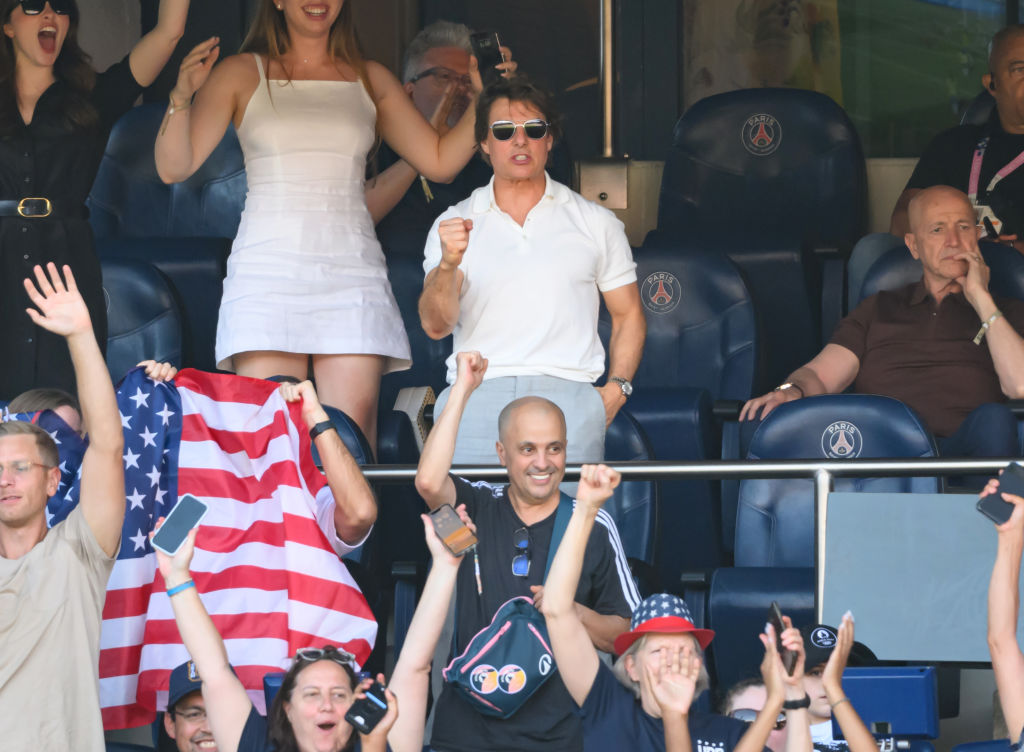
[429,503,478,557]
[151,494,209,556]
[768,601,797,676]
[977,462,1024,525]
[344,681,388,734]
[470,31,505,88]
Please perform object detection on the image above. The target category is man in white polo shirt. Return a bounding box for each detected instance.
[419,77,645,463]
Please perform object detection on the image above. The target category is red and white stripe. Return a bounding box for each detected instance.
[99,369,376,728]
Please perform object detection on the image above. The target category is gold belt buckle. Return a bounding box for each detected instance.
[17,197,52,218]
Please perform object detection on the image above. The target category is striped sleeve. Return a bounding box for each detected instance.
[591,506,642,612]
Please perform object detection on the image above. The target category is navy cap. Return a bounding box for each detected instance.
[167,660,204,712]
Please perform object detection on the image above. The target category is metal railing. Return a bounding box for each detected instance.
[362,456,1010,621]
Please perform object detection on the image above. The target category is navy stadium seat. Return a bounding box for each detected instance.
[88,103,245,239]
[736,394,939,568]
[960,90,996,127]
[652,87,866,389]
[603,408,658,570]
[88,103,246,370]
[951,742,1014,752]
[703,395,939,691]
[101,258,183,382]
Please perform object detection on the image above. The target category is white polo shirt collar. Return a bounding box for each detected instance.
[468,171,571,215]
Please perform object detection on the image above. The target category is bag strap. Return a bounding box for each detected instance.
[543,491,574,580]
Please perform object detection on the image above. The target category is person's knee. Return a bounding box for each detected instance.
[955,402,1019,457]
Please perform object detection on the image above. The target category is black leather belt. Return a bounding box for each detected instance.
[0,198,87,219]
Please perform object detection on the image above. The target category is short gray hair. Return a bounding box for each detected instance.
[401,20,472,83]
[611,634,711,699]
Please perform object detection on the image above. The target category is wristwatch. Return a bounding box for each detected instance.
[782,694,811,710]
[610,377,633,398]
[309,420,336,441]
[773,382,803,397]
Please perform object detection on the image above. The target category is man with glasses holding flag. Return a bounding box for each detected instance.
[415,349,639,752]
[419,76,646,466]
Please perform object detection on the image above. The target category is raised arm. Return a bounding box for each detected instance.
[986,479,1024,740]
[23,264,123,556]
[734,625,792,752]
[153,524,253,752]
[540,464,621,706]
[597,282,646,427]
[955,253,1024,398]
[127,0,189,87]
[366,61,477,184]
[414,351,487,508]
[419,217,470,339]
[821,612,877,752]
[739,344,860,422]
[155,43,251,184]
[387,509,470,752]
[279,381,376,545]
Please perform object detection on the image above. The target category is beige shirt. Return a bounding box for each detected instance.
[0,506,116,751]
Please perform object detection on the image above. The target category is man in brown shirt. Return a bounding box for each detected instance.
[741,186,1024,459]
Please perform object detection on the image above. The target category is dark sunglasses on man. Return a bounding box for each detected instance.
[512,526,530,577]
[20,0,74,15]
[728,707,787,731]
[489,119,550,141]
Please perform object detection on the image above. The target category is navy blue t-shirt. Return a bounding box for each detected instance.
[581,663,753,752]
[237,706,389,752]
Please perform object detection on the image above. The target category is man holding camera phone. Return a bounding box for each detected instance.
[415,350,640,752]
[0,264,126,751]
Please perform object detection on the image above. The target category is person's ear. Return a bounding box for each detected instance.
[163,711,177,740]
[3,22,14,40]
[45,465,61,497]
[905,233,921,260]
[496,440,507,467]
[986,73,997,92]
[403,81,415,97]
[624,653,640,683]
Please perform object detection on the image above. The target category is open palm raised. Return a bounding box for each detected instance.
[23,263,92,338]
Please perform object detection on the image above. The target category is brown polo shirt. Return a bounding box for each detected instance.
[829,281,1024,437]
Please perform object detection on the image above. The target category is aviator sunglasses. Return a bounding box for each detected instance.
[20,0,73,15]
[489,119,551,141]
[293,645,358,670]
[729,708,787,730]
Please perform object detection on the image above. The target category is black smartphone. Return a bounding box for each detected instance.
[151,494,209,556]
[768,601,797,676]
[977,462,1024,525]
[344,681,388,734]
[429,503,478,556]
[470,31,505,88]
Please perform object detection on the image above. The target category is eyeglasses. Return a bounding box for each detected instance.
[0,460,52,478]
[489,120,550,141]
[19,0,73,16]
[729,708,787,730]
[293,645,358,670]
[512,527,530,577]
[172,707,207,723]
[409,66,472,89]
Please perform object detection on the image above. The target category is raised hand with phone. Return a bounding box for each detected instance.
[758,610,813,752]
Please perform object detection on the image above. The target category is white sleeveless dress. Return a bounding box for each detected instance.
[215,54,411,372]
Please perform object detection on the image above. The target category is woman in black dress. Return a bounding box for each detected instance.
[0,0,191,396]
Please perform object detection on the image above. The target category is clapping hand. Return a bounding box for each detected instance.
[646,643,701,717]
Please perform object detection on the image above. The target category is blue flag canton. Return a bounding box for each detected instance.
[53,368,183,560]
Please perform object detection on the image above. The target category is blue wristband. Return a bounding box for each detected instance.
[166,580,195,597]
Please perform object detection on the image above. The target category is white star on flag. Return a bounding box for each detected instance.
[123,448,140,470]
[139,426,158,448]
[129,388,150,409]
[146,466,161,487]
[156,404,175,427]
[127,488,146,510]
[120,411,132,429]
[129,529,147,552]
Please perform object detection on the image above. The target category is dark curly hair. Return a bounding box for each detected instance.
[0,0,97,138]
[473,75,563,147]
[267,648,360,752]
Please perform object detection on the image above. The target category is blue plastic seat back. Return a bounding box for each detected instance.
[658,88,866,248]
[603,409,657,566]
[606,247,757,401]
[736,395,939,567]
[101,258,183,382]
[88,103,245,239]
[951,741,1014,752]
[379,254,451,413]
[857,241,1024,306]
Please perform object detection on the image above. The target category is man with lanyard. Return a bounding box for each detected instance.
[891,25,1024,245]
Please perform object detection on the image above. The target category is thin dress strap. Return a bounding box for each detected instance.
[251,52,266,84]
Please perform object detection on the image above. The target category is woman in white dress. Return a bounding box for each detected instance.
[154,1,508,449]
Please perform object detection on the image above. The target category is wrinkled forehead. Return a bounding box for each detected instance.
[420,45,471,75]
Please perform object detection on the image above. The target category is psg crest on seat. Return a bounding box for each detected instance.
[821,421,862,459]
[742,113,782,156]
[641,271,682,314]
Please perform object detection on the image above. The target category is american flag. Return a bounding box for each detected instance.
[47,367,377,729]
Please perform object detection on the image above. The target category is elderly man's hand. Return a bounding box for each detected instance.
[953,249,992,309]
[739,387,801,422]
[438,217,473,270]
